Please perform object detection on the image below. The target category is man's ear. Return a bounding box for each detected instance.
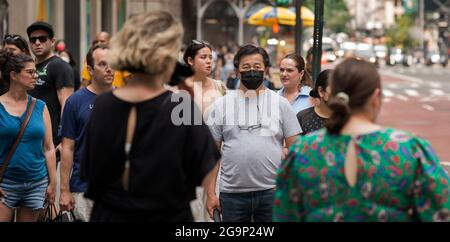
[50,37,56,47]
[87,65,94,77]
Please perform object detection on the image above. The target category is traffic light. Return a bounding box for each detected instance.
[276,0,291,7]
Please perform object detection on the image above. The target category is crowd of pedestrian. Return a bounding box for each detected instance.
[1,10,449,222]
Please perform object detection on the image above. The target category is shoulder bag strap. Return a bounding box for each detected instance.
[0,97,37,183]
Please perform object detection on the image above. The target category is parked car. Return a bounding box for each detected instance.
[386,48,412,66]
[336,41,357,58]
[355,49,379,67]
[426,50,441,66]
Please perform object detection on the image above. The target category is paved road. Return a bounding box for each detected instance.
[378,64,450,172]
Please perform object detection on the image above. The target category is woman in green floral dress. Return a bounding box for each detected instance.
[274,58,450,222]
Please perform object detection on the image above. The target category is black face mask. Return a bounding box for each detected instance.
[240,70,264,90]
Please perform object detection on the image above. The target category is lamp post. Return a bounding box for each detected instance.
[312,0,324,84]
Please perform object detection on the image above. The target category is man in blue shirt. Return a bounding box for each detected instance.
[59,44,114,221]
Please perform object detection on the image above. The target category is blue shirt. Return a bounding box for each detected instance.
[0,96,47,182]
[60,87,97,192]
[277,86,312,114]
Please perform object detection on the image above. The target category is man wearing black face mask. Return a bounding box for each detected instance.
[205,45,302,222]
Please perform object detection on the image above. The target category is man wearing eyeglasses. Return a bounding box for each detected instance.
[26,21,74,152]
[205,45,301,222]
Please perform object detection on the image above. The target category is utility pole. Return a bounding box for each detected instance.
[295,0,303,56]
[312,0,324,84]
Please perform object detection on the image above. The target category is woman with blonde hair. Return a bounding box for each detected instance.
[274,58,450,222]
[80,11,220,222]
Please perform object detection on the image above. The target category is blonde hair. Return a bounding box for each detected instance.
[108,11,183,75]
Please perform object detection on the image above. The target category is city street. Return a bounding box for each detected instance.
[377,64,450,171]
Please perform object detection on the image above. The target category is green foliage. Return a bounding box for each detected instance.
[385,14,418,49]
[303,0,351,34]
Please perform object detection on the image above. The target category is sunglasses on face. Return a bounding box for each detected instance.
[29,36,49,44]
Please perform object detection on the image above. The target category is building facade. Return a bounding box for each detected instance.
[346,0,405,39]
[1,0,289,68]
[2,0,182,71]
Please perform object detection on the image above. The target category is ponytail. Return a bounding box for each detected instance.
[301,70,313,87]
[326,92,351,135]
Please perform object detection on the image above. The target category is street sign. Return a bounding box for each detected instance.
[403,0,418,14]
[276,0,291,7]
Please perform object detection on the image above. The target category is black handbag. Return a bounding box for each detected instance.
[38,202,79,222]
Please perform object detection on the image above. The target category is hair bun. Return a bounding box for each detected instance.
[309,89,319,98]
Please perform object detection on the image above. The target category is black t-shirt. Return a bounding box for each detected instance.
[297,107,328,135]
[81,91,221,221]
[73,67,81,91]
[29,55,74,145]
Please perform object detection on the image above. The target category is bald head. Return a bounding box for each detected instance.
[95,32,111,45]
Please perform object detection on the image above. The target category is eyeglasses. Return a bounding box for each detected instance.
[238,123,262,131]
[29,36,49,44]
[238,105,263,132]
[192,40,210,46]
[23,69,38,76]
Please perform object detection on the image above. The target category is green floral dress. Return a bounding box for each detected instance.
[274,128,450,222]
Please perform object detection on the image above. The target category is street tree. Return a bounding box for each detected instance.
[385,14,418,49]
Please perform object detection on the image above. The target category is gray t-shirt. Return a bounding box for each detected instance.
[208,90,301,193]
